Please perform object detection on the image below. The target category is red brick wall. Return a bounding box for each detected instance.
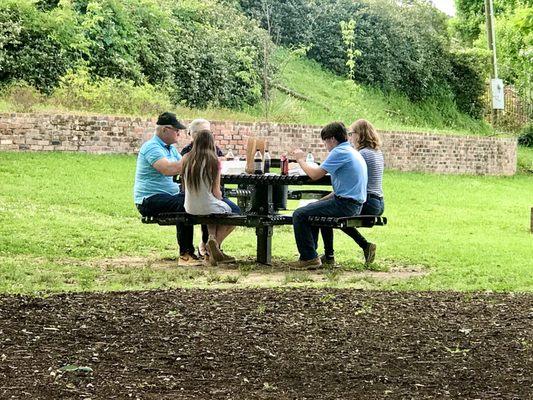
[0,112,517,175]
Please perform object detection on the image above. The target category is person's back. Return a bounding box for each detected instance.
[359,147,384,199]
[182,129,236,266]
[184,160,231,215]
[322,141,368,203]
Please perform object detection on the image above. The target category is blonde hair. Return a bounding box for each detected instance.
[188,118,210,138]
[350,119,381,150]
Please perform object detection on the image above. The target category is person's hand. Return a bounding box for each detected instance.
[291,148,305,161]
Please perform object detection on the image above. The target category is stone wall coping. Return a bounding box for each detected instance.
[0,112,516,144]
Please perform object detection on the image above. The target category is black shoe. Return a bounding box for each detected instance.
[320,254,335,265]
[363,243,376,265]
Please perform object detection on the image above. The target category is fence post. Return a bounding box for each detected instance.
[531,207,533,234]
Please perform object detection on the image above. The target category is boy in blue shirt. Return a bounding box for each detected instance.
[134,112,200,266]
[290,122,368,269]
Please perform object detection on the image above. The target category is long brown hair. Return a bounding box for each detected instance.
[350,119,382,150]
[183,130,219,192]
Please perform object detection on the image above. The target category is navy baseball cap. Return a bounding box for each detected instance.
[156,112,186,129]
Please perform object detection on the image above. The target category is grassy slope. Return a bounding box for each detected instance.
[1,152,531,294]
[240,50,494,136]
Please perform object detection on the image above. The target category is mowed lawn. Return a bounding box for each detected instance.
[0,151,532,293]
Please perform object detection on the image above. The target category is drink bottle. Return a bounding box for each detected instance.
[263,149,271,173]
[280,153,289,175]
[254,149,263,174]
[306,152,314,163]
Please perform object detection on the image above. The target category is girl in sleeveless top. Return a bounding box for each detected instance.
[320,119,385,266]
[182,130,236,266]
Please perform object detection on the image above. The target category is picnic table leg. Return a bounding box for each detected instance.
[256,225,273,265]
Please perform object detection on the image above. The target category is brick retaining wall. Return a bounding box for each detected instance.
[0,113,517,175]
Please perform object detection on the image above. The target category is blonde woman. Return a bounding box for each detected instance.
[320,119,384,265]
[182,130,239,266]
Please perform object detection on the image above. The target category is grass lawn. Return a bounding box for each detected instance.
[0,151,532,294]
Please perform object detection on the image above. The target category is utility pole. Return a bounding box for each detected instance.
[485,0,504,123]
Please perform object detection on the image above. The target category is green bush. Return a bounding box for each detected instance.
[1,81,43,112]
[518,124,533,147]
[171,0,267,108]
[0,0,268,109]
[448,49,490,118]
[0,0,74,93]
[50,68,173,115]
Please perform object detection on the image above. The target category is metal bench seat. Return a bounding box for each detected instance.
[141,212,386,229]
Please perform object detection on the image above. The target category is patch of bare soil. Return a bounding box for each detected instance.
[1,290,530,399]
[89,256,427,286]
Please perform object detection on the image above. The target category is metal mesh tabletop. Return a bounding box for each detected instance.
[220,173,331,185]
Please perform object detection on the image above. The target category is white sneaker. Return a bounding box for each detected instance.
[198,242,208,257]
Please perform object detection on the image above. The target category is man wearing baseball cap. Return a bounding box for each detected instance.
[134,112,200,266]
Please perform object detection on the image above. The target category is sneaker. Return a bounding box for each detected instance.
[288,257,322,270]
[207,235,224,263]
[219,251,236,263]
[320,254,335,265]
[363,243,376,265]
[206,253,218,267]
[198,242,208,257]
[179,252,203,266]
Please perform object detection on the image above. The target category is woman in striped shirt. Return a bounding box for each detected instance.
[320,119,385,265]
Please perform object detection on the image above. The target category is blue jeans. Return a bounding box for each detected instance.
[321,196,385,255]
[136,193,195,255]
[293,196,362,261]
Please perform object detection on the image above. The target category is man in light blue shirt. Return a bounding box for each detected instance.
[134,112,200,266]
[290,122,368,269]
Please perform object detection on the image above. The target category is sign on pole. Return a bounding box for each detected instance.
[491,78,504,110]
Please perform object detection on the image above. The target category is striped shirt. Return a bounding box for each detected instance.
[359,148,384,197]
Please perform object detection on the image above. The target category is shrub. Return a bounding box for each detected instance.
[518,124,533,147]
[448,49,490,118]
[51,68,173,115]
[171,0,267,109]
[1,81,43,112]
[0,0,74,93]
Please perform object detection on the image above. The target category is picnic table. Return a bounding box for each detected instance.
[142,172,387,265]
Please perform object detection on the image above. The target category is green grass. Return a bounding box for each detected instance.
[0,49,498,137]
[1,151,531,294]
[518,146,533,173]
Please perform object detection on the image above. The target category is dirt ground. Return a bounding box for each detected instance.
[0,289,531,399]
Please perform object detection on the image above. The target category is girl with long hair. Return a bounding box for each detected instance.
[182,130,238,266]
[320,119,385,265]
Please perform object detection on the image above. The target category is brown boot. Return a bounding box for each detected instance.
[178,252,203,267]
[288,257,322,270]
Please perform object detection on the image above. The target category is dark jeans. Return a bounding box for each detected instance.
[200,198,241,243]
[136,193,194,255]
[293,196,362,261]
[321,196,385,256]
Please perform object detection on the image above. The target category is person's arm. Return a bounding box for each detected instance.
[153,157,183,176]
[212,170,223,200]
[291,149,327,181]
[319,192,334,201]
[143,144,184,176]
